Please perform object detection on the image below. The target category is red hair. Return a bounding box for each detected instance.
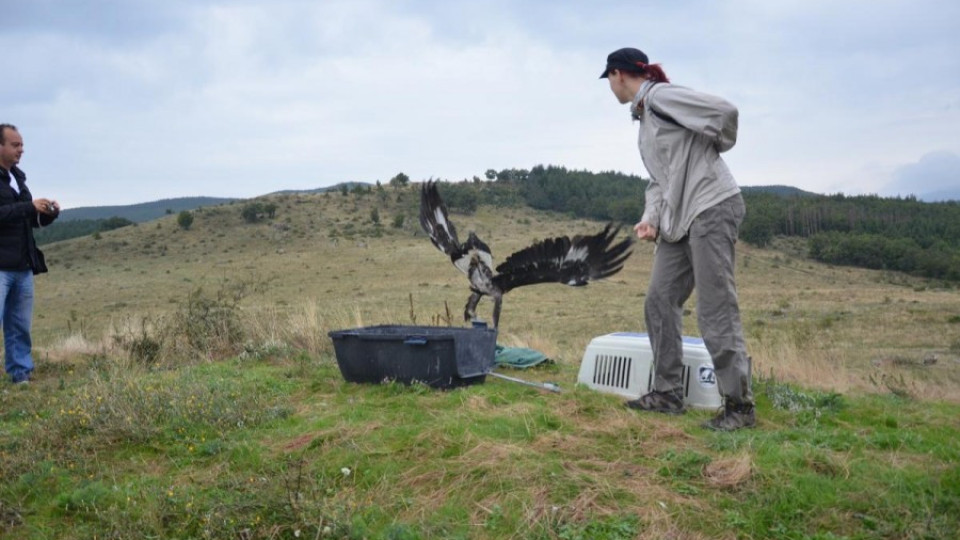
[635,61,670,83]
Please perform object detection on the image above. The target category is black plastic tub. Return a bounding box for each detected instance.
[327,325,498,389]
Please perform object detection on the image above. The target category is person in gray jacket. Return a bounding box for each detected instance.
[600,47,754,430]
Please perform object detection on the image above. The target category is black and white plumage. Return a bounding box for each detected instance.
[419,180,633,328]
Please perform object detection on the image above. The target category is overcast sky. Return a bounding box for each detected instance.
[5,0,958,208]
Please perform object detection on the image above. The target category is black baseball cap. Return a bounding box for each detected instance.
[599,47,649,78]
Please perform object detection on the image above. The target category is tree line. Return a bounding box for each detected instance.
[34,216,136,244]
[735,191,960,280]
[450,166,959,281]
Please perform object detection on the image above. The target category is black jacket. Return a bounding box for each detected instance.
[0,165,56,274]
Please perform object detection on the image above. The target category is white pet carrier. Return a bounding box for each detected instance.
[577,332,722,409]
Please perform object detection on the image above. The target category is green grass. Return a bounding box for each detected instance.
[2,353,958,539]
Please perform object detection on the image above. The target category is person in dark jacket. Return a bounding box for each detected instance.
[0,124,60,384]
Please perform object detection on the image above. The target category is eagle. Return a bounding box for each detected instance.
[419,180,633,329]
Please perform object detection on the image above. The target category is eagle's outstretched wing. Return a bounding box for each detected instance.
[492,224,632,293]
[420,181,493,275]
[420,180,461,258]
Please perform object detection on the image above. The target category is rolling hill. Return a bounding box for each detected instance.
[57,183,375,223]
[58,196,239,222]
[5,183,959,538]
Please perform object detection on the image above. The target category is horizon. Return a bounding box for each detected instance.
[55,177,956,215]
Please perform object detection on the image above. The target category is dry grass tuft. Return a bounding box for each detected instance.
[456,440,532,464]
[48,332,104,356]
[646,422,696,443]
[703,452,753,488]
[528,429,585,454]
[38,332,113,368]
[752,336,853,393]
[461,394,494,412]
[394,466,467,523]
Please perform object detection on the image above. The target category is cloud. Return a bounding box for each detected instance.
[6,0,960,207]
[12,1,630,206]
[885,151,960,201]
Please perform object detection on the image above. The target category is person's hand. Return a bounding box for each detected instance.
[634,221,658,242]
[33,198,60,216]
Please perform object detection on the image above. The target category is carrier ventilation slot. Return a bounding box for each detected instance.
[592,354,632,389]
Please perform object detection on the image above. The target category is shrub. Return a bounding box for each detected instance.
[240,202,276,223]
[241,203,262,223]
[177,211,194,230]
[171,288,244,357]
[100,216,135,231]
[164,278,268,358]
[112,317,165,364]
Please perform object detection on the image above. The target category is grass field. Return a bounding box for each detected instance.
[1,186,958,538]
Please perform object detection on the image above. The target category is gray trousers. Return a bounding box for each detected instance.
[644,194,753,405]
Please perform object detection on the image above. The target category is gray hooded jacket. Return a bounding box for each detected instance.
[633,80,741,243]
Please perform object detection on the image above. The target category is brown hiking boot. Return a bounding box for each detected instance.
[703,401,756,431]
[626,390,686,415]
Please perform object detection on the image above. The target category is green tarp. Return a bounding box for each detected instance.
[494,345,551,369]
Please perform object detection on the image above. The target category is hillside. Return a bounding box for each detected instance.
[35,197,239,245]
[38,185,960,388]
[58,196,238,222]
[4,184,958,538]
[57,183,374,222]
[36,185,372,245]
[41,170,959,281]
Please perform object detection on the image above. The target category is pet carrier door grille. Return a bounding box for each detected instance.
[591,354,633,390]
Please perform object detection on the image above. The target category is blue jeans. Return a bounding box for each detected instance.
[0,270,34,383]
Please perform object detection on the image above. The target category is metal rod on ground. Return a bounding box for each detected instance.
[487,371,562,393]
